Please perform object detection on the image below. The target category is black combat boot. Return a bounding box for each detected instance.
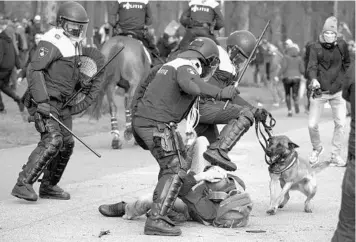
[39,142,74,200]
[39,179,70,200]
[39,163,70,200]
[98,202,127,217]
[144,174,183,236]
[203,116,253,171]
[11,167,38,202]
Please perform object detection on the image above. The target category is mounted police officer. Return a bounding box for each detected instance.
[179,0,225,50]
[198,30,270,171]
[131,37,239,236]
[108,0,160,57]
[11,1,104,202]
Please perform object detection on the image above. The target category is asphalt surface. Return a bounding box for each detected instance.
[0,107,350,242]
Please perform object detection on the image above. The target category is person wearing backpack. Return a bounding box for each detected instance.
[307,16,350,166]
[0,19,24,114]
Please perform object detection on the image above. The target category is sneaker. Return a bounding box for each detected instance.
[309,146,324,165]
[330,154,346,167]
[287,111,292,117]
[273,102,280,107]
[257,102,263,107]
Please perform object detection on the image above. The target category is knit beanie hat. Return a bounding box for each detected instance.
[322,16,338,35]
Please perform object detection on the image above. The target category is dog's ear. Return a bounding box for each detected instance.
[288,141,299,149]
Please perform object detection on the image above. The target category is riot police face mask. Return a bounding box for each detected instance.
[63,21,88,43]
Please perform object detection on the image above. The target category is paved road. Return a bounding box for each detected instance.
[0,108,350,242]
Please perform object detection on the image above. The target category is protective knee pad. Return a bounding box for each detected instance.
[151,171,186,217]
[45,139,74,185]
[238,108,255,126]
[25,132,63,184]
[45,132,64,157]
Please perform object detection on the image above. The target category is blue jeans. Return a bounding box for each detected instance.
[308,91,346,156]
[331,156,355,242]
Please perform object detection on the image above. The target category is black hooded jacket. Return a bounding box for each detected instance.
[0,31,16,79]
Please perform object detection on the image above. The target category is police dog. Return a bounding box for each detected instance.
[264,135,330,215]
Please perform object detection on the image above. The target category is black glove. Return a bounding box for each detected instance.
[33,112,46,133]
[80,73,92,94]
[254,108,269,123]
[216,86,240,101]
[36,103,51,117]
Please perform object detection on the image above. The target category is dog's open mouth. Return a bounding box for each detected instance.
[268,154,281,164]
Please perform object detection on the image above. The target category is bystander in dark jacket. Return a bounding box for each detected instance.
[0,20,24,113]
[307,28,350,94]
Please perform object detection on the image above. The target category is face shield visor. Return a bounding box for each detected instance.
[227,45,252,72]
[201,55,220,81]
[62,20,88,43]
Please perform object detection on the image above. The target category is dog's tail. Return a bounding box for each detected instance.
[312,160,331,173]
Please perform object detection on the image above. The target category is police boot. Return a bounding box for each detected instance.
[39,178,70,200]
[144,174,183,236]
[99,202,127,217]
[203,115,254,171]
[39,142,74,200]
[11,166,38,202]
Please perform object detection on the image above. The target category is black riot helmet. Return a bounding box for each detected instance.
[178,37,220,79]
[56,1,89,42]
[227,30,257,68]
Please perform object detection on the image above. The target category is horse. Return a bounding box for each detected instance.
[258,40,285,105]
[88,35,151,149]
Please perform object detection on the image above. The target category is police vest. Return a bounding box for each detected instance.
[117,0,148,30]
[189,0,219,26]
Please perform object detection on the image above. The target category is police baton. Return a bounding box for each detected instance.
[62,45,125,109]
[223,20,270,110]
[29,99,101,158]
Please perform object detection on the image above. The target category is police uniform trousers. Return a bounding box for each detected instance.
[132,116,189,219]
[17,100,74,186]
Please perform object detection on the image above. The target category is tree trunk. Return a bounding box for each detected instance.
[0,1,5,16]
[270,1,283,45]
[42,1,58,24]
[236,1,250,31]
[333,0,338,18]
[303,1,313,43]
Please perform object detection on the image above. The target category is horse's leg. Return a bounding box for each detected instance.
[123,91,133,141]
[107,82,123,149]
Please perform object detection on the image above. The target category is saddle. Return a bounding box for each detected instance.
[119,30,139,39]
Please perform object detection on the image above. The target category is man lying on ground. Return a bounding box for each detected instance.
[98,135,253,228]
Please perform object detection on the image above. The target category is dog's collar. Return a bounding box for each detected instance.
[268,150,298,174]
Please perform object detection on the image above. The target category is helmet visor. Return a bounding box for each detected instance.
[227,46,247,69]
[63,20,88,42]
[201,56,220,80]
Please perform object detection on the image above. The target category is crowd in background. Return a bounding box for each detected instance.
[0,13,355,118]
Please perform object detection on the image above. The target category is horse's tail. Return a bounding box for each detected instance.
[86,42,121,120]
